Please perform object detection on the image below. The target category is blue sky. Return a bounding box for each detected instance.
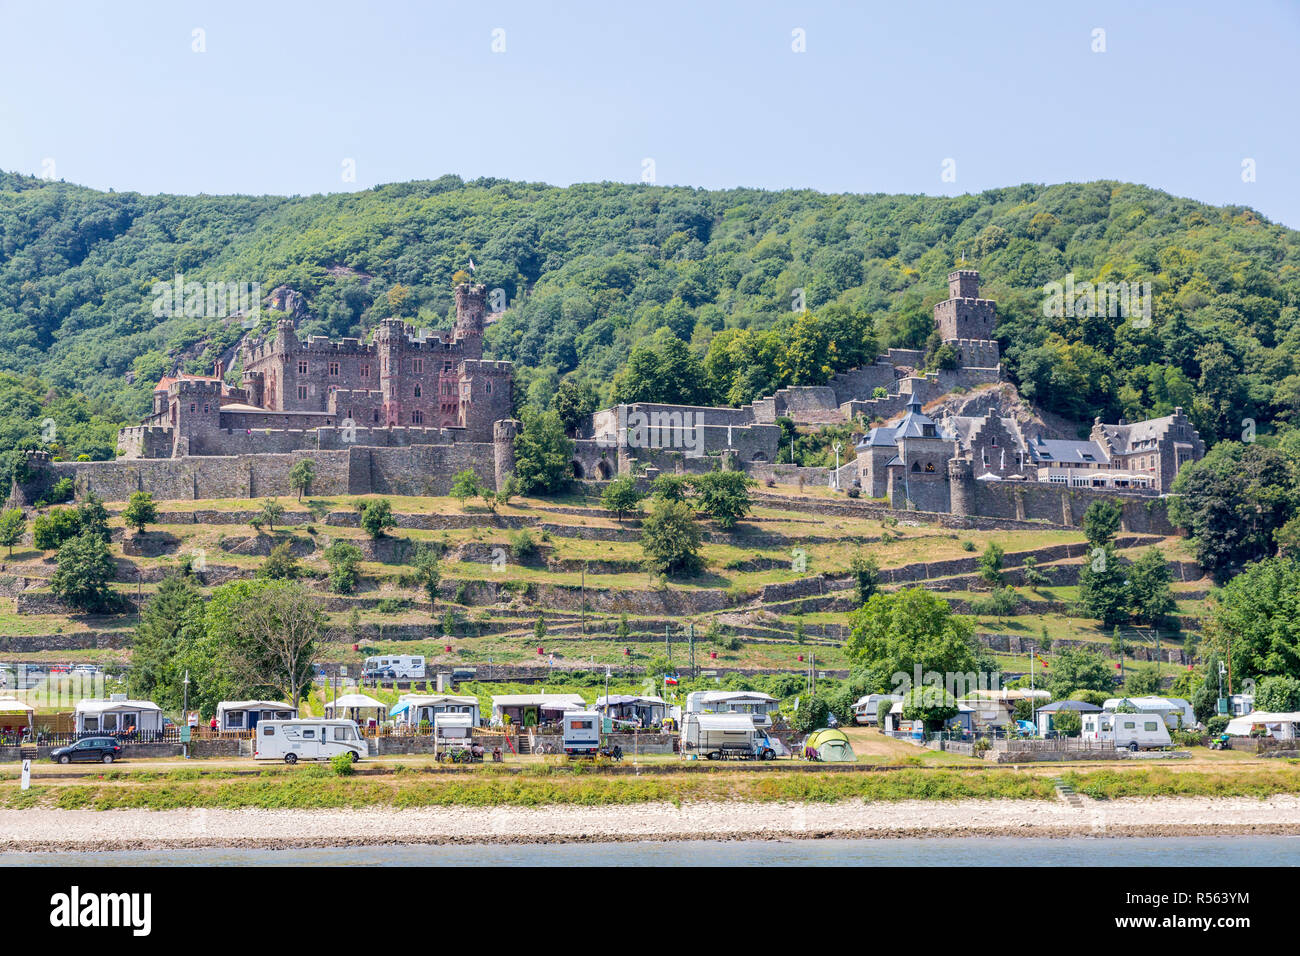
[1,0,1296,226]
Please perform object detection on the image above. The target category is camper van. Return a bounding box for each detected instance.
[852,694,903,726]
[562,710,601,756]
[1082,712,1171,750]
[680,713,776,760]
[254,719,366,764]
[363,655,425,679]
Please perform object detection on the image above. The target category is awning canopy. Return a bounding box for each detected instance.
[324,694,386,713]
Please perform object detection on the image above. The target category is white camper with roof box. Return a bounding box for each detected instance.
[254,718,365,764]
[362,655,425,679]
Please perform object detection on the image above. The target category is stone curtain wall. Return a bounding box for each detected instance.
[27,443,501,504]
[970,481,1174,534]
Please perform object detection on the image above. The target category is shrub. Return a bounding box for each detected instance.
[1051,709,1082,737]
[324,540,364,594]
[360,499,396,538]
[508,529,539,561]
[330,752,356,776]
[1206,715,1230,736]
[33,508,82,551]
[258,542,300,580]
[961,540,976,552]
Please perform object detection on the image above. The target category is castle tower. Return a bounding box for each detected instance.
[948,457,975,517]
[454,282,488,338]
[949,269,981,300]
[493,418,520,490]
[933,269,997,343]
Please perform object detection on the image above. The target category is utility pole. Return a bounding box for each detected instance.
[182,670,190,759]
[581,563,587,637]
[833,442,843,490]
[665,623,671,664]
[688,623,695,677]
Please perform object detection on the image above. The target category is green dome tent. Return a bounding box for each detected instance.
[804,728,856,762]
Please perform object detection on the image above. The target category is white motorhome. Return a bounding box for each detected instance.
[562,710,601,756]
[1082,712,1171,750]
[851,694,903,726]
[363,655,425,679]
[680,713,775,760]
[254,719,366,764]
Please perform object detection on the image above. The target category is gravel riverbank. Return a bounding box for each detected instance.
[4,796,1300,851]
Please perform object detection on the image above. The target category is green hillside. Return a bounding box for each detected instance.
[1,172,1298,464]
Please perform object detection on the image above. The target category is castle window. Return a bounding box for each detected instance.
[443,363,452,373]
[361,364,370,378]
[925,462,936,473]
[298,361,308,375]
[329,362,339,376]
[411,410,423,425]
[414,384,422,398]
[485,381,492,394]
[203,404,210,414]
[190,403,196,414]
[922,424,935,437]
[413,358,423,374]
[297,386,307,400]
[911,462,921,472]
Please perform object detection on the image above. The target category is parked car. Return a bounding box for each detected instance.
[50,737,123,764]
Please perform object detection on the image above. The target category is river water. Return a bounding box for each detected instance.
[3,836,1298,866]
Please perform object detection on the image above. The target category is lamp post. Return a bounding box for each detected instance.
[182,670,190,759]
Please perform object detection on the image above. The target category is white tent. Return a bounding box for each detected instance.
[1225,712,1300,740]
[0,696,34,732]
[324,693,387,724]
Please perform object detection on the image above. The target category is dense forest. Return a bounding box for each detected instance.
[1,170,1298,465]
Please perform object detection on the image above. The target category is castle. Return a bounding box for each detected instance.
[573,269,1203,532]
[117,283,513,459]
[10,267,1203,534]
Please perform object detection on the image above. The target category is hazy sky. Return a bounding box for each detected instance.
[1,0,1296,226]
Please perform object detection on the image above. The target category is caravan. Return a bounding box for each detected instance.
[1082,712,1171,750]
[851,694,902,726]
[362,655,425,679]
[680,713,776,760]
[254,719,366,764]
[562,710,601,756]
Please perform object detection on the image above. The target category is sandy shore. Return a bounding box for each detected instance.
[3,796,1300,851]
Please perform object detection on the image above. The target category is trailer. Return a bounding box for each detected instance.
[254,719,366,764]
[680,713,775,760]
[562,710,601,756]
[434,712,482,762]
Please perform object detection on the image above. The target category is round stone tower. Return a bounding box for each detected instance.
[493,418,520,490]
[948,456,975,517]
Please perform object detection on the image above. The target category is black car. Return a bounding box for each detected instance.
[51,737,123,764]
